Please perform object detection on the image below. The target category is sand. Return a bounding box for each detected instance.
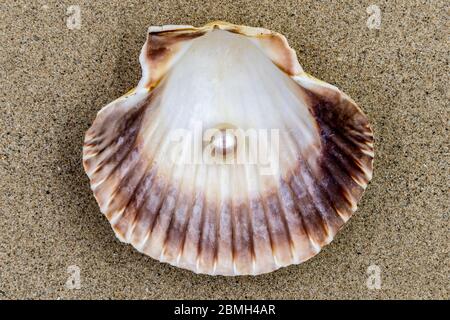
[0,0,448,299]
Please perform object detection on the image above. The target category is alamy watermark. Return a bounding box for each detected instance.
[366,264,382,290]
[66,5,82,30]
[366,5,382,30]
[167,121,280,176]
[65,265,81,290]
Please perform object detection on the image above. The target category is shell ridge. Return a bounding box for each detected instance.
[88,91,152,155]
[243,75,284,272]
[327,132,370,170]
[282,155,323,254]
[192,170,209,272]
[273,190,297,261]
[286,183,312,250]
[89,114,148,216]
[146,153,192,258]
[257,186,278,269]
[120,94,180,240]
[305,86,373,149]
[147,184,179,260]
[179,187,204,271]
[215,169,234,275]
[211,165,233,275]
[302,86,373,184]
[288,171,328,246]
[160,167,195,262]
[99,111,169,218]
[243,164,258,275]
[194,188,207,273]
[328,137,371,188]
[239,68,272,274]
[176,77,219,271]
[295,164,335,242]
[324,134,368,187]
[164,166,201,262]
[125,169,159,241]
[88,120,140,182]
[87,95,150,190]
[223,74,253,274]
[173,191,195,265]
[131,173,167,250]
[263,193,295,266]
[110,166,156,239]
[296,158,344,240]
[277,103,327,250]
[211,186,221,275]
[138,175,170,254]
[229,167,240,275]
[108,144,153,209]
[318,153,361,215]
[197,168,221,272]
[168,165,199,266]
[278,178,315,262]
[299,85,373,221]
[321,117,370,169]
[317,162,361,225]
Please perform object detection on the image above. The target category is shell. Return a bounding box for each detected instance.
[83,21,374,275]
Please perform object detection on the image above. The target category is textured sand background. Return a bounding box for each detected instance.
[0,0,448,299]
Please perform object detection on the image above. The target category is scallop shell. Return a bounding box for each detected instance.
[83,21,374,275]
